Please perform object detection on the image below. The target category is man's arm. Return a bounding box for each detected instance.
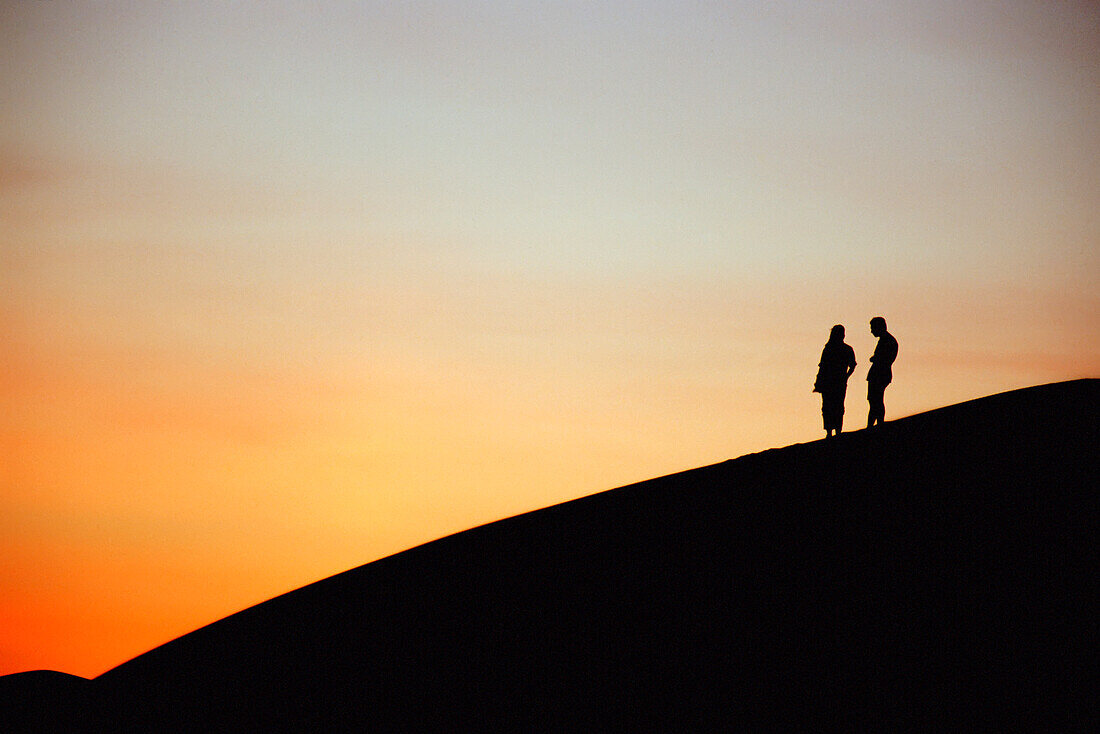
[884,335,898,366]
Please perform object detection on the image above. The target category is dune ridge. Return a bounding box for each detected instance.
[3,379,1096,731]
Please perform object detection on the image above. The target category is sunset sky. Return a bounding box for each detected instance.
[3,0,1098,678]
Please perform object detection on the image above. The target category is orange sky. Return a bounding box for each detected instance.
[2,1,1098,678]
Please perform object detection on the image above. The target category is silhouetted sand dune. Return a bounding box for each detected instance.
[0,672,92,732]
[4,380,1097,731]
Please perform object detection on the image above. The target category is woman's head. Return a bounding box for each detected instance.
[830,324,845,342]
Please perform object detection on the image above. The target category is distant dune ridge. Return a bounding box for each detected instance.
[3,379,1096,731]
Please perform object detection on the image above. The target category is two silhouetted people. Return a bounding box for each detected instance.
[813,325,857,437]
[813,317,899,437]
[866,316,898,428]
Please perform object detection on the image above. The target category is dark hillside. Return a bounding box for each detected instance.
[5,380,1097,731]
[0,672,92,732]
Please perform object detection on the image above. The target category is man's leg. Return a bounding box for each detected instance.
[837,384,847,434]
[867,381,886,428]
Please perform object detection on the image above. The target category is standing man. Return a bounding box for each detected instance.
[866,317,898,428]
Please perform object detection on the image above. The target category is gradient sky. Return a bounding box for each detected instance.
[3,0,1098,678]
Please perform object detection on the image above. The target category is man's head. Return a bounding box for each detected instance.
[870,317,887,336]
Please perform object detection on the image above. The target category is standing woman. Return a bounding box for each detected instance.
[813,325,857,438]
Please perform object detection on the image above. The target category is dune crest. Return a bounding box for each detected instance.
[4,380,1096,731]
